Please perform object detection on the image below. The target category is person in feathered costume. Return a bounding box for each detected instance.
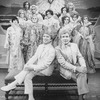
[36,0,65,15]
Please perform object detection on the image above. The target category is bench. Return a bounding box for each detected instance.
[4,69,78,100]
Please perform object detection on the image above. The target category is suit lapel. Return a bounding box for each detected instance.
[40,46,49,58]
[70,44,76,64]
[38,45,45,59]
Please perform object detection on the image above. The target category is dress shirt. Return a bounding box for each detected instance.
[39,43,52,59]
[61,43,73,64]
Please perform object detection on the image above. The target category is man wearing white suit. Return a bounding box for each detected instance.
[55,29,89,100]
[1,28,56,100]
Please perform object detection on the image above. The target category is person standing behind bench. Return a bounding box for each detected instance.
[55,29,89,100]
[4,16,24,72]
[1,27,56,100]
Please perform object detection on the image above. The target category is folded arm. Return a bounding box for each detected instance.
[33,49,55,72]
[25,48,55,72]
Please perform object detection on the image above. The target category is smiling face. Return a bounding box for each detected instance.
[23,1,30,10]
[64,16,70,25]
[68,2,74,12]
[83,16,89,24]
[46,12,52,19]
[11,18,19,27]
[31,6,37,14]
[72,14,78,21]
[18,9,25,18]
[31,16,38,23]
[25,2,30,9]
[63,8,67,14]
[60,33,71,45]
[43,33,52,44]
[13,20,18,25]
[19,11,25,18]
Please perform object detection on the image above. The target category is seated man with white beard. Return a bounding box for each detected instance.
[1,28,56,100]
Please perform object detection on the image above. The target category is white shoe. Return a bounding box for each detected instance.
[1,85,16,92]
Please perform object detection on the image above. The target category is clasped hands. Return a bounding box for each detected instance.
[76,66,87,73]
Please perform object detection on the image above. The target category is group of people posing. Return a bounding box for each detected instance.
[1,1,96,100]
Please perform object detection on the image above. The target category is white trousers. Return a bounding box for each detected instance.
[76,73,89,95]
[15,70,44,94]
[61,71,89,95]
[14,70,89,95]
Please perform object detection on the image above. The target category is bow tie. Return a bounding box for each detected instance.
[65,43,71,47]
[62,43,71,49]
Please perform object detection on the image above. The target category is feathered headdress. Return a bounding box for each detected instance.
[42,25,58,40]
[36,0,65,15]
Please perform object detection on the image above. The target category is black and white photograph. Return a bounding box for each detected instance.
[0,0,100,100]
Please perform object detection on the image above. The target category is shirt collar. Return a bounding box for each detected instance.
[62,42,71,49]
[65,43,71,46]
[43,42,52,47]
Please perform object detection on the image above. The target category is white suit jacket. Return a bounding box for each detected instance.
[27,43,55,76]
[55,43,86,77]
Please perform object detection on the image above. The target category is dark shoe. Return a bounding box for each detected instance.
[79,95,84,100]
